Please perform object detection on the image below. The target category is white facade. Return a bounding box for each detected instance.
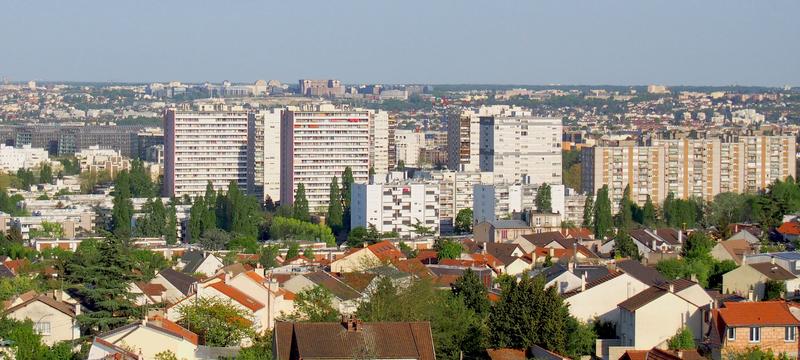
[247,109,283,203]
[394,129,425,168]
[370,110,390,179]
[280,104,375,212]
[351,182,440,237]
[0,144,48,172]
[164,102,250,198]
[418,170,494,233]
[473,183,565,223]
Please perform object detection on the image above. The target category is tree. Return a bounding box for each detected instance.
[39,162,53,184]
[259,244,280,269]
[285,242,300,259]
[303,246,315,259]
[293,183,310,222]
[582,195,594,228]
[327,177,344,233]
[455,208,473,233]
[641,195,656,227]
[165,202,178,245]
[436,239,463,260]
[535,183,553,213]
[667,327,696,350]
[341,167,355,232]
[682,232,714,260]
[593,185,613,238]
[288,286,340,322]
[613,230,640,260]
[451,268,489,317]
[200,228,231,251]
[269,216,336,246]
[411,219,435,237]
[177,297,254,346]
[0,318,74,360]
[135,197,167,238]
[565,316,597,359]
[615,185,633,230]
[764,280,786,300]
[129,159,155,197]
[111,171,134,239]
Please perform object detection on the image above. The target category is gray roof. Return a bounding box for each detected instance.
[751,252,800,261]
[616,259,666,286]
[0,264,14,278]
[488,219,529,229]
[180,250,207,274]
[158,268,197,295]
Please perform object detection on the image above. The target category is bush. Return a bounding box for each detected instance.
[269,216,335,246]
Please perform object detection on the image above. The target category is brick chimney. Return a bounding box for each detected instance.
[341,314,362,332]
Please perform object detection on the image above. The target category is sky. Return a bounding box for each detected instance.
[1,1,798,86]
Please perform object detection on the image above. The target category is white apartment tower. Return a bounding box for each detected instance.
[448,105,562,185]
[247,109,283,203]
[164,102,249,198]
[280,104,378,212]
[350,182,441,238]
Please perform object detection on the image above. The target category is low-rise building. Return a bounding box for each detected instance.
[713,301,800,359]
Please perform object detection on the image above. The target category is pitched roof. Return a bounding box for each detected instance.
[206,282,264,311]
[655,229,683,245]
[777,222,800,236]
[158,268,196,295]
[617,280,700,312]
[748,262,797,281]
[134,282,166,297]
[334,272,377,293]
[487,219,529,229]
[719,301,800,327]
[484,242,523,266]
[367,240,404,261]
[5,294,77,318]
[622,348,704,360]
[563,271,625,298]
[273,320,435,360]
[486,348,526,360]
[616,259,666,286]
[393,259,435,278]
[0,264,14,278]
[521,231,567,247]
[427,265,493,288]
[305,271,362,301]
[244,270,266,284]
[148,315,199,345]
[179,250,206,273]
[717,239,751,262]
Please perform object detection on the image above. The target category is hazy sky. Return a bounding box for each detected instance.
[1,1,798,86]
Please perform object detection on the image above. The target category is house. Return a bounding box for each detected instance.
[599,229,684,257]
[712,301,800,359]
[526,236,600,265]
[4,292,81,346]
[777,222,800,242]
[710,239,753,265]
[86,316,211,360]
[726,229,761,246]
[744,252,800,276]
[426,264,494,289]
[616,279,712,350]
[226,270,294,330]
[177,250,224,276]
[330,240,404,273]
[722,262,800,300]
[563,271,650,323]
[273,316,435,360]
[486,348,526,360]
[537,263,613,294]
[615,259,667,287]
[128,282,166,306]
[477,242,531,276]
[528,211,563,233]
[621,348,704,360]
[150,268,197,304]
[282,271,364,314]
[473,220,533,244]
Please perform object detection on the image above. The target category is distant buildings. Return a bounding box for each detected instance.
[0,124,146,157]
[75,146,131,177]
[0,144,48,172]
[298,79,345,97]
[163,102,250,199]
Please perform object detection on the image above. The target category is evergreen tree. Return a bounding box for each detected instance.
[294,183,310,222]
[451,268,489,317]
[286,242,300,259]
[188,196,206,243]
[201,182,217,233]
[535,183,552,213]
[582,195,594,228]
[616,184,633,230]
[165,202,178,245]
[613,230,640,260]
[129,159,155,197]
[593,185,613,238]
[39,162,53,184]
[341,167,355,231]
[642,195,656,227]
[111,171,134,239]
[327,177,344,233]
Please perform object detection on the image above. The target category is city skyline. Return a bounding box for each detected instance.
[1,1,798,86]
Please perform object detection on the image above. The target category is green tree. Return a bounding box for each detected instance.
[682,232,714,260]
[288,286,340,322]
[327,176,344,233]
[582,195,594,228]
[436,239,463,260]
[0,318,74,360]
[615,184,633,230]
[39,162,53,184]
[451,268,489,317]
[641,195,657,227]
[285,242,300,259]
[177,297,254,346]
[613,230,640,260]
[200,228,231,251]
[269,217,335,246]
[302,246,315,259]
[165,202,178,245]
[593,185,613,238]
[535,183,553,213]
[411,219,435,237]
[293,183,310,222]
[764,280,786,300]
[188,196,207,242]
[455,208,474,233]
[259,244,280,269]
[129,159,155,197]
[111,171,134,239]
[667,327,696,350]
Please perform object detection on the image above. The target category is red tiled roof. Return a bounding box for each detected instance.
[3,259,28,274]
[719,301,800,327]
[206,282,264,311]
[244,270,265,283]
[486,348,526,360]
[367,240,404,261]
[149,315,199,345]
[777,222,800,236]
[135,282,166,296]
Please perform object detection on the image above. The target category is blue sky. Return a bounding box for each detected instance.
[1,0,798,86]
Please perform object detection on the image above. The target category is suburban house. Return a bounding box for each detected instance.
[273,316,436,360]
[726,229,761,246]
[712,301,800,359]
[722,262,800,300]
[150,268,198,304]
[616,279,712,350]
[282,271,364,314]
[5,292,81,345]
[599,229,684,257]
[776,221,800,242]
[426,264,494,289]
[537,263,613,294]
[710,239,753,265]
[473,220,533,244]
[330,240,404,273]
[128,282,167,306]
[564,271,650,323]
[621,348,704,360]
[177,250,224,276]
[528,211,562,233]
[745,252,800,276]
[226,270,294,330]
[469,242,531,276]
[86,316,215,360]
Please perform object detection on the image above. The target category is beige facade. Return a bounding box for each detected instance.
[6,297,79,346]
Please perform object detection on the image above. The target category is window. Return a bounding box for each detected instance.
[786,326,796,342]
[35,322,51,336]
[749,327,760,343]
[727,327,735,341]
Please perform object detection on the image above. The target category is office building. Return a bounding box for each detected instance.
[247,109,283,203]
[164,102,249,198]
[447,105,562,184]
[350,182,440,238]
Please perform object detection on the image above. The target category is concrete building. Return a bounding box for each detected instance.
[351,182,440,238]
[247,109,283,203]
[473,183,565,223]
[298,79,345,97]
[0,144,48,172]
[75,145,131,177]
[280,104,378,212]
[447,105,562,185]
[370,110,390,179]
[582,135,796,210]
[417,170,493,233]
[395,129,425,168]
[163,102,249,199]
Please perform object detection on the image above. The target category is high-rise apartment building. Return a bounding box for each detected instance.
[582,135,796,211]
[350,182,440,237]
[164,102,249,198]
[280,104,375,212]
[447,105,562,184]
[370,110,390,179]
[416,170,494,232]
[247,109,283,203]
[472,183,566,223]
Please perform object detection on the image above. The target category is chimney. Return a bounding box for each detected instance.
[548,247,554,257]
[74,303,81,316]
[742,255,747,265]
[678,230,683,244]
[568,261,574,272]
[482,245,487,255]
[580,273,587,291]
[771,256,776,265]
[668,283,675,293]
[341,314,361,332]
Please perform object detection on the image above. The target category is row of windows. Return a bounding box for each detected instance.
[727,326,796,342]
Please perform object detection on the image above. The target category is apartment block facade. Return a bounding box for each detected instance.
[350,182,441,238]
[247,109,283,203]
[582,135,796,211]
[473,183,566,223]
